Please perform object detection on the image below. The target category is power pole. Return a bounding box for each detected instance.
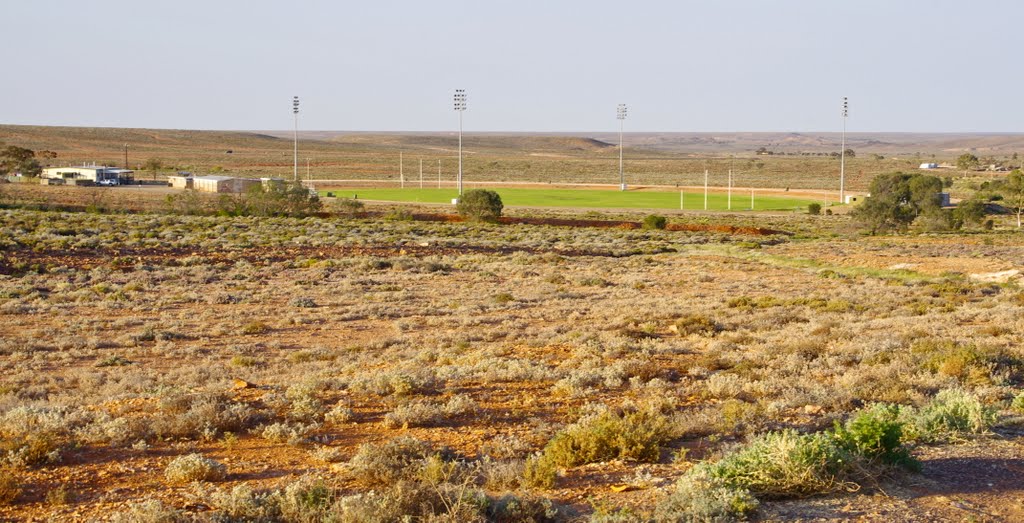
[728,169,733,211]
[703,169,708,210]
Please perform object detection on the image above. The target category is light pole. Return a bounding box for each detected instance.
[292,96,300,182]
[454,89,467,196]
[840,96,848,204]
[617,103,627,191]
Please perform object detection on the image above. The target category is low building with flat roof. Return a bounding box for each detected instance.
[41,166,134,185]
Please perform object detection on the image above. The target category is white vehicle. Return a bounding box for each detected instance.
[98,179,120,186]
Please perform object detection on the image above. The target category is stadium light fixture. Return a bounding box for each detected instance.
[617,104,627,191]
[454,89,467,196]
[293,96,300,182]
[840,97,848,203]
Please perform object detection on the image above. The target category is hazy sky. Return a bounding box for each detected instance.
[4,0,1022,132]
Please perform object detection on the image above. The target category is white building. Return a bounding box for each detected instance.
[41,166,134,185]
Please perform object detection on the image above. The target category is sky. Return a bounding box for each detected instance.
[3,0,1022,133]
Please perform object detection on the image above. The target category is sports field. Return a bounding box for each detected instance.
[319,187,827,211]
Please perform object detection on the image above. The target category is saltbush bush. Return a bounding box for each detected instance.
[699,429,853,498]
[541,404,673,467]
[653,469,758,522]
[915,388,996,440]
[164,453,227,484]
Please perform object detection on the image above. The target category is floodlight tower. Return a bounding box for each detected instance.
[292,96,300,182]
[840,97,848,204]
[454,89,467,196]
[617,104,627,191]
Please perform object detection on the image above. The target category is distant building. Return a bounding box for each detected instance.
[167,174,194,189]
[41,166,134,185]
[192,175,260,193]
[919,163,938,169]
[844,194,864,204]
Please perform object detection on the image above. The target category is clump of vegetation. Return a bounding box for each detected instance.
[0,467,20,506]
[807,202,821,215]
[673,314,720,336]
[346,437,443,487]
[523,454,558,489]
[653,469,759,522]
[541,404,674,467]
[832,404,919,471]
[164,453,227,483]
[457,189,504,222]
[641,214,667,230]
[698,429,855,498]
[914,388,996,441]
[110,500,186,523]
[853,172,954,234]
[334,197,365,216]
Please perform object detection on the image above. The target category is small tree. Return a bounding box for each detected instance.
[1006,170,1024,228]
[807,203,822,215]
[0,145,41,177]
[956,153,979,175]
[143,158,163,181]
[953,199,987,229]
[456,189,503,222]
[853,172,947,234]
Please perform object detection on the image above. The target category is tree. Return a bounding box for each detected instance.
[807,203,822,215]
[0,145,41,177]
[956,153,979,174]
[143,158,163,180]
[456,189,503,222]
[852,172,948,234]
[1005,170,1024,228]
[244,181,321,217]
[953,198,987,228]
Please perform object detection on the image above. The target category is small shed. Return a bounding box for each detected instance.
[844,194,863,204]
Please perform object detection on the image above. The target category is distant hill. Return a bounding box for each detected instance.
[261,130,1024,156]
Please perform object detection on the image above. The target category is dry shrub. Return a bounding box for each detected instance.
[164,453,227,484]
[541,404,673,467]
[0,467,19,506]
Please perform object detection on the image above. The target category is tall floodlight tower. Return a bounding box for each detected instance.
[454,89,467,196]
[840,97,848,204]
[292,96,300,182]
[617,104,628,191]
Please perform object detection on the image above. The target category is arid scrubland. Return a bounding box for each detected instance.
[1,204,1024,521]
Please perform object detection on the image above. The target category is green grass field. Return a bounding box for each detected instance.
[319,187,827,211]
